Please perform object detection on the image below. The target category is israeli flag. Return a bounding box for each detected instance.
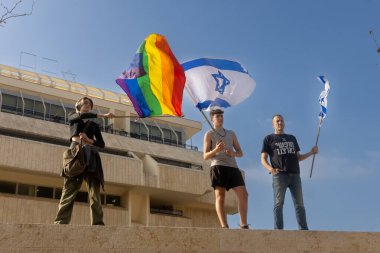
[182,58,256,111]
[317,76,330,121]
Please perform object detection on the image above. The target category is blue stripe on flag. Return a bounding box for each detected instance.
[182,58,248,73]
[125,78,152,117]
[318,76,326,84]
[196,98,231,110]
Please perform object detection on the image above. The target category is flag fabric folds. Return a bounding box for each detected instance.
[182,58,256,111]
[116,34,186,118]
[317,76,330,121]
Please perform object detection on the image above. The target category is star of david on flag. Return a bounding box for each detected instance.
[212,70,230,94]
[182,58,256,111]
[317,76,330,122]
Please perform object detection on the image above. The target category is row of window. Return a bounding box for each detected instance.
[150,206,183,217]
[0,180,121,207]
[153,156,202,170]
[0,90,199,151]
[130,121,183,145]
[0,92,107,126]
[0,180,184,216]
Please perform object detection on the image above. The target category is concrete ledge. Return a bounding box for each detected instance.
[1,223,379,253]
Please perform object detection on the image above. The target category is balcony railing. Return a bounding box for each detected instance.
[0,64,131,105]
[0,106,199,151]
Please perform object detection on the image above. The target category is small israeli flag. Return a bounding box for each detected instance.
[317,76,330,121]
[182,58,256,111]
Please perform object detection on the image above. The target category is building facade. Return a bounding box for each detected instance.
[0,64,238,227]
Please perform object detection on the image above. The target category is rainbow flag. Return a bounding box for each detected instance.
[116,34,186,118]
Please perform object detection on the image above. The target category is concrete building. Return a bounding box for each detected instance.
[0,64,238,227]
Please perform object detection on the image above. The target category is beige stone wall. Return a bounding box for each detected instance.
[157,164,210,195]
[0,113,238,207]
[182,207,220,228]
[149,213,192,227]
[0,134,142,186]
[0,195,128,226]
[0,111,205,168]
[0,127,238,227]
[1,224,380,253]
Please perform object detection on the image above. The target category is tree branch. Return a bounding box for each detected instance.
[0,0,35,26]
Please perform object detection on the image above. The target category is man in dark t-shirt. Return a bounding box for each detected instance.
[261,114,318,230]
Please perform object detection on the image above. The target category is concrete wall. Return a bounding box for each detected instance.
[0,195,128,226]
[1,224,379,253]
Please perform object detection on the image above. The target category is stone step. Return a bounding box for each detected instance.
[1,223,379,253]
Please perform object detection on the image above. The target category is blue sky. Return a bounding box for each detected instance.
[1,0,380,231]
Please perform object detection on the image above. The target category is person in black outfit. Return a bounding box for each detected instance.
[54,96,114,225]
[261,114,318,230]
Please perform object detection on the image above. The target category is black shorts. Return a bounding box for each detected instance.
[210,165,245,191]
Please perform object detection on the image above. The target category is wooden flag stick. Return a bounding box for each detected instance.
[310,118,323,178]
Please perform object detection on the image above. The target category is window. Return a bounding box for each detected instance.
[1,93,18,113]
[75,192,88,203]
[23,98,34,116]
[150,125,162,143]
[106,195,121,206]
[36,186,53,199]
[55,188,62,199]
[163,128,173,144]
[0,180,122,206]
[0,181,16,194]
[16,97,23,114]
[150,205,183,216]
[49,104,65,123]
[129,120,184,146]
[34,101,45,119]
[140,124,148,140]
[153,157,192,169]
[18,184,36,196]
[175,131,183,145]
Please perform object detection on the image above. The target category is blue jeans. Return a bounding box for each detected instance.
[272,173,308,230]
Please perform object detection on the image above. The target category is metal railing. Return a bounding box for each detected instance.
[0,64,131,105]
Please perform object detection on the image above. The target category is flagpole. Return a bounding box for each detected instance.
[200,110,217,133]
[183,86,218,134]
[310,118,323,178]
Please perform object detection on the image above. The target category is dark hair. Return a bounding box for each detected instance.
[210,109,224,118]
[75,97,93,112]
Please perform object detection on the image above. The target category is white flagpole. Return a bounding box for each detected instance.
[310,117,323,178]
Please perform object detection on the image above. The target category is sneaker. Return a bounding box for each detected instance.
[240,224,250,229]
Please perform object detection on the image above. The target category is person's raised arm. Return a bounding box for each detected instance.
[68,112,97,123]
